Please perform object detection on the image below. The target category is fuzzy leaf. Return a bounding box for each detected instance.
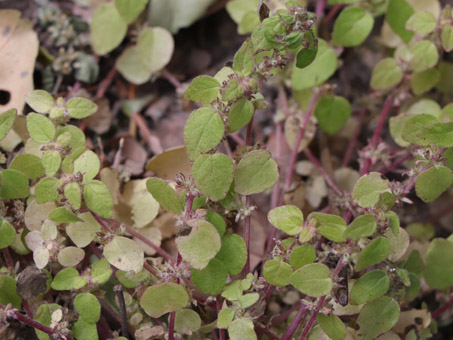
[333,7,373,47]
[424,238,453,289]
[355,237,390,271]
[140,283,189,318]
[192,258,228,295]
[0,108,16,141]
[35,177,58,203]
[174,309,201,335]
[344,215,377,240]
[192,153,233,201]
[415,166,453,202]
[370,58,403,90]
[227,98,254,133]
[104,236,144,273]
[263,260,293,287]
[184,76,220,105]
[0,169,29,199]
[289,244,316,269]
[27,113,55,144]
[411,40,439,73]
[26,90,54,114]
[9,154,44,179]
[73,150,100,183]
[67,97,98,119]
[218,308,235,328]
[58,247,85,267]
[268,205,303,236]
[350,270,390,305]
[316,313,346,340]
[216,234,247,275]
[290,263,332,297]
[49,207,82,223]
[234,150,279,195]
[137,27,174,73]
[314,95,351,135]
[353,172,390,208]
[184,107,224,161]
[51,267,87,290]
[74,293,101,323]
[84,180,113,218]
[228,318,257,340]
[146,177,184,213]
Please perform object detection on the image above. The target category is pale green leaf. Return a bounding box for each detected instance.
[344,215,376,240]
[137,27,174,73]
[140,283,189,318]
[333,7,374,47]
[104,236,144,273]
[174,309,201,334]
[146,177,183,213]
[84,180,113,218]
[268,205,303,236]
[406,11,436,35]
[51,267,87,290]
[263,260,293,287]
[0,220,16,249]
[26,90,54,114]
[35,177,58,203]
[316,313,346,340]
[386,0,414,42]
[192,258,228,295]
[64,182,81,210]
[0,169,29,199]
[42,150,61,177]
[27,113,55,144]
[355,237,390,271]
[353,172,390,208]
[58,247,85,267]
[0,109,17,141]
[290,263,332,297]
[73,150,100,182]
[9,154,44,179]
[49,207,82,223]
[370,58,403,90]
[415,166,453,202]
[289,244,316,269]
[184,76,220,105]
[228,318,257,340]
[67,97,98,119]
[227,98,254,133]
[116,46,151,85]
[74,292,100,323]
[114,0,148,24]
[442,25,453,52]
[314,96,351,135]
[424,238,453,289]
[216,234,247,275]
[411,40,439,73]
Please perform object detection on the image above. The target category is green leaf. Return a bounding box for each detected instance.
[174,309,201,334]
[58,247,85,267]
[137,27,174,73]
[35,177,58,203]
[72,318,98,340]
[268,205,303,236]
[26,90,54,114]
[415,166,453,202]
[184,76,220,105]
[116,46,152,85]
[227,98,254,133]
[192,258,228,295]
[406,11,436,35]
[386,0,414,42]
[442,25,453,52]
[424,238,453,289]
[344,215,376,240]
[0,169,29,199]
[91,259,112,285]
[176,221,221,269]
[42,150,61,177]
[27,113,55,144]
[289,244,316,269]
[410,69,440,95]
[370,58,403,90]
[67,97,98,119]
[74,293,100,323]
[418,122,453,147]
[206,212,226,236]
[309,212,346,242]
[239,293,259,308]
[146,177,184,213]
[234,150,279,195]
[222,78,244,101]
[216,234,247,275]
[73,150,100,182]
[353,172,390,208]
[296,32,318,69]
[228,318,257,340]
[411,40,439,73]
[84,180,113,218]
[384,227,410,262]
[314,96,351,135]
[49,207,82,223]
[355,237,390,271]
[290,263,333,297]
[332,7,373,47]
[64,182,82,210]
[218,307,235,328]
[34,304,62,340]
[51,267,87,290]
[0,108,16,141]
[9,154,44,179]
[316,313,346,340]
[263,260,293,287]
[140,283,189,318]
[402,114,437,146]
[114,0,147,23]
[104,236,144,273]
[0,220,16,249]
[90,3,127,55]
[292,39,337,91]
[0,276,21,308]
[192,153,233,201]
[233,40,254,75]
[350,270,390,305]
[356,297,400,340]
[184,107,224,161]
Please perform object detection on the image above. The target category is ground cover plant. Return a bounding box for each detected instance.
[1,0,453,339]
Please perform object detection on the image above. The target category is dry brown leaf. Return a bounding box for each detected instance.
[0,10,21,50]
[152,212,179,239]
[146,145,192,180]
[393,309,431,333]
[121,137,147,176]
[133,226,162,256]
[284,115,316,152]
[84,97,112,134]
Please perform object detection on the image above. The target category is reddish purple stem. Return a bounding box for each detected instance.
[280,302,307,340]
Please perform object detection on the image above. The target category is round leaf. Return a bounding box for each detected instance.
[0,276,21,308]
[140,283,189,318]
[26,113,55,144]
[146,177,184,213]
[0,169,29,199]
[356,297,400,340]
[137,27,174,73]
[316,313,346,340]
[184,107,224,161]
[90,3,127,55]
[215,234,247,275]
[192,153,234,201]
[370,58,403,90]
[314,95,351,135]
[411,40,438,73]
[415,166,453,202]
[184,76,220,105]
[289,244,316,269]
[35,177,58,203]
[174,309,201,335]
[344,215,376,240]
[355,237,390,271]
[350,270,390,305]
[114,0,148,24]
[116,46,152,85]
[84,180,113,218]
[176,221,221,270]
[234,150,279,195]
[51,267,87,291]
[290,263,332,297]
[353,172,390,208]
[9,154,44,179]
[74,150,100,182]
[0,220,16,249]
[192,258,228,295]
[58,247,85,267]
[424,238,453,289]
[268,205,304,236]
[228,318,257,340]
[263,260,293,287]
[333,7,374,47]
[103,236,144,273]
[74,292,100,323]
[26,90,54,114]
[67,97,98,119]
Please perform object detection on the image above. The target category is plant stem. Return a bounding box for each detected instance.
[124,225,174,263]
[99,314,114,339]
[244,116,255,275]
[114,285,129,339]
[161,69,183,90]
[323,4,342,25]
[2,247,14,272]
[280,302,307,340]
[360,96,394,176]
[96,67,117,98]
[168,311,176,340]
[216,296,226,340]
[12,310,54,335]
[315,0,326,22]
[256,325,279,340]
[282,93,319,195]
[342,108,366,168]
[22,299,33,318]
[304,149,342,197]
[432,295,453,319]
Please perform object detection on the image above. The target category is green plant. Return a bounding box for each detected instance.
[2,0,453,340]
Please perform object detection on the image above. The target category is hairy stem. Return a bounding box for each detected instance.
[244,116,255,274]
[280,302,307,340]
[114,285,129,339]
[168,311,176,340]
[432,295,453,319]
[11,310,54,335]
